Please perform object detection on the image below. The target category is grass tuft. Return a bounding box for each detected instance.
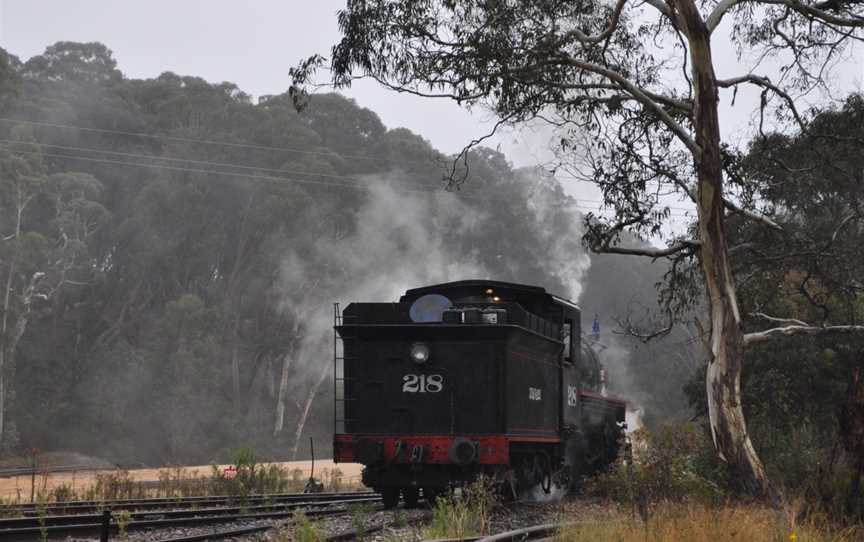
[556,502,864,542]
[423,476,498,539]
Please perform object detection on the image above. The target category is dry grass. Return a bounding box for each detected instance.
[556,503,863,542]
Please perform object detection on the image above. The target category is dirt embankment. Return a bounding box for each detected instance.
[0,457,364,500]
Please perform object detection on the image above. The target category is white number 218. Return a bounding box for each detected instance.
[402,374,444,393]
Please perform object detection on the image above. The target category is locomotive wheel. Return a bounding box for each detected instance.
[402,487,420,508]
[381,487,400,509]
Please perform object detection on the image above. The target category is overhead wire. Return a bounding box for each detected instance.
[0,142,697,219]
[0,138,441,191]
[20,138,690,214]
[0,116,699,213]
[0,117,398,164]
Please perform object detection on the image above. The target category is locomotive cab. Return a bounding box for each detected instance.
[332,280,625,507]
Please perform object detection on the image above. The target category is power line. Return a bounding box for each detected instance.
[0,117,423,165]
[0,142,696,218]
[0,116,700,212]
[0,139,691,217]
[0,138,440,192]
[1,145,432,193]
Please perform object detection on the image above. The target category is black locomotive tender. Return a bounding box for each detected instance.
[333,280,626,508]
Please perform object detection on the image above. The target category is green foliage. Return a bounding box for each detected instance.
[588,424,725,515]
[22,42,121,84]
[291,510,323,542]
[92,470,137,501]
[115,509,132,539]
[208,449,291,500]
[424,477,498,539]
[49,483,74,503]
[390,508,406,528]
[350,501,372,538]
[677,94,864,516]
[0,48,21,112]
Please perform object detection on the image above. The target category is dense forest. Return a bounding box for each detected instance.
[0,42,692,466]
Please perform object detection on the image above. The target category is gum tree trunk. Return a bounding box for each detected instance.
[290,364,330,460]
[0,185,26,448]
[273,349,294,437]
[0,260,13,443]
[678,0,775,499]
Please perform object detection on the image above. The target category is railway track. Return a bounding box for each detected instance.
[476,523,567,542]
[153,515,411,542]
[0,492,380,540]
[150,508,434,542]
[9,490,375,516]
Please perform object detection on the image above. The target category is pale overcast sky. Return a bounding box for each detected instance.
[2,0,863,235]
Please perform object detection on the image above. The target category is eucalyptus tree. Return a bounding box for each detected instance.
[735,96,864,507]
[0,129,109,450]
[0,130,47,449]
[292,0,864,496]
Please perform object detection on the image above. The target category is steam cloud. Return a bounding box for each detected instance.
[277,171,592,387]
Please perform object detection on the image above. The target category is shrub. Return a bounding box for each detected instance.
[423,476,498,539]
[208,449,290,499]
[115,509,132,539]
[323,468,344,492]
[93,470,138,501]
[587,424,725,516]
[49,483,74,503]
[289,468,305,491]
[291,510,323,542]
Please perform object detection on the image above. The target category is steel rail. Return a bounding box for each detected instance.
[148,503,431,542]
[14,490,372,507]
[151,519,392,542]
[0,504,358,541]
[153,523,274,541]
[0,496,380,530]
[8,491,376,516]
[476,523,568,542]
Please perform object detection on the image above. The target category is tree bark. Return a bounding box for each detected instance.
[230,317,241,410]
[677,0,775,499]
[0,184,26,448]
[0,260,13,443]
[272,349,294,437]
[290,363,330,460]
[272,279,321,437]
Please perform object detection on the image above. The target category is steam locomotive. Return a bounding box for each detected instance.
[332,280,626,508]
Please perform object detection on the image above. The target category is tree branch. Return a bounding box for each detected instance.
[760,0,864,27]
[749,312,809,327]
[717,74,806,130]
[614,307,675,342]
[642,0,672,18]
[744,323,864,346]
[723,199,783,230]
[557,56,703,158]
[563,0,628,45]
[593,239,702,258]
[707,0,741,33]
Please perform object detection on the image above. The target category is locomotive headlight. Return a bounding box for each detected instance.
[409,342,431,364]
